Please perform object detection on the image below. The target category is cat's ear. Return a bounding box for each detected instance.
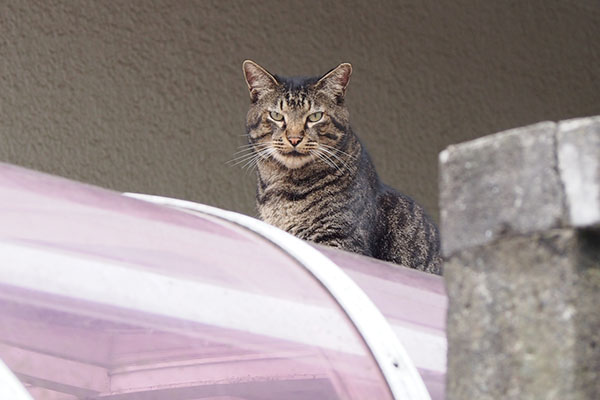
[242,60,279,102]
[315,63,352,101]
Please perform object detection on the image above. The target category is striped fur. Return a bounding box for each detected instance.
[240,61,441,274]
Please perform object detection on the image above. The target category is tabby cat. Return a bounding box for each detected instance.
[240,60,441,274]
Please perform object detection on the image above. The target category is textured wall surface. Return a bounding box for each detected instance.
[1,0,599,220]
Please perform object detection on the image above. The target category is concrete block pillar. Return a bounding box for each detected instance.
[439,116,600,400]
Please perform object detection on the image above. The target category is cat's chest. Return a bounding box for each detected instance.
[256,167,357,233]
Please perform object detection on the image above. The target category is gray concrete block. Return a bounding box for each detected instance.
[445,229,600,400]
[558,116,600,229]
[439,121,566,257]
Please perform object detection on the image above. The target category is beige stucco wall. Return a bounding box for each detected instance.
[1,0,599,221]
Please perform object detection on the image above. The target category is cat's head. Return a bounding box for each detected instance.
[242,60,352,170]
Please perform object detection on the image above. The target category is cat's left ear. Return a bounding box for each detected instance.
[315,63,352,101]
[243,60,279,102]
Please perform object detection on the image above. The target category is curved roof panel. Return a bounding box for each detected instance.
[0,163,445,400]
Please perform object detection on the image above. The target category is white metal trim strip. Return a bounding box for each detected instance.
[124,193,432,400]
[0,360,34,400]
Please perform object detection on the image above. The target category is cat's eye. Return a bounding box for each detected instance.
[307,112,323,123]
[269,111,284,121]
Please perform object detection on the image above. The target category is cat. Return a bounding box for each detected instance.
[240,60,442,274]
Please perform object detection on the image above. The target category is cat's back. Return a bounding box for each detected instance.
[373,184,442,274]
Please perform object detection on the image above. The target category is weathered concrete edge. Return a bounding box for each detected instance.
[438,121,553,163]
[439,121,564,257]
[439,115,600,258]
[557,116,600,230]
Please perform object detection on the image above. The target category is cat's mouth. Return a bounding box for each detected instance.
[273,148,313,169]
[286,150,307,157]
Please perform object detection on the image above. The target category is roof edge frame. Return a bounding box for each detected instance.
[124,193,432,400]
[0,360,34,400]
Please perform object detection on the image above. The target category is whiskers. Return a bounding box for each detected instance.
[309,143,355,174]
[228,140,355,174]
[227,142,275,172]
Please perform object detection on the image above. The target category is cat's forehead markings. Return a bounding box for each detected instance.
[282,90,310,110]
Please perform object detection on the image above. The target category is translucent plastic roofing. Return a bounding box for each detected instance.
[0,163,446,400]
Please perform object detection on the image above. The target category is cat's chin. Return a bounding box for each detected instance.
[272,152,313,169]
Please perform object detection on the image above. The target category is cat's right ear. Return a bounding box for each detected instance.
[242,60,278,102]
[315,63,352,102]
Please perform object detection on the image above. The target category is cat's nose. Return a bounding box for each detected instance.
[288,136,302,146]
